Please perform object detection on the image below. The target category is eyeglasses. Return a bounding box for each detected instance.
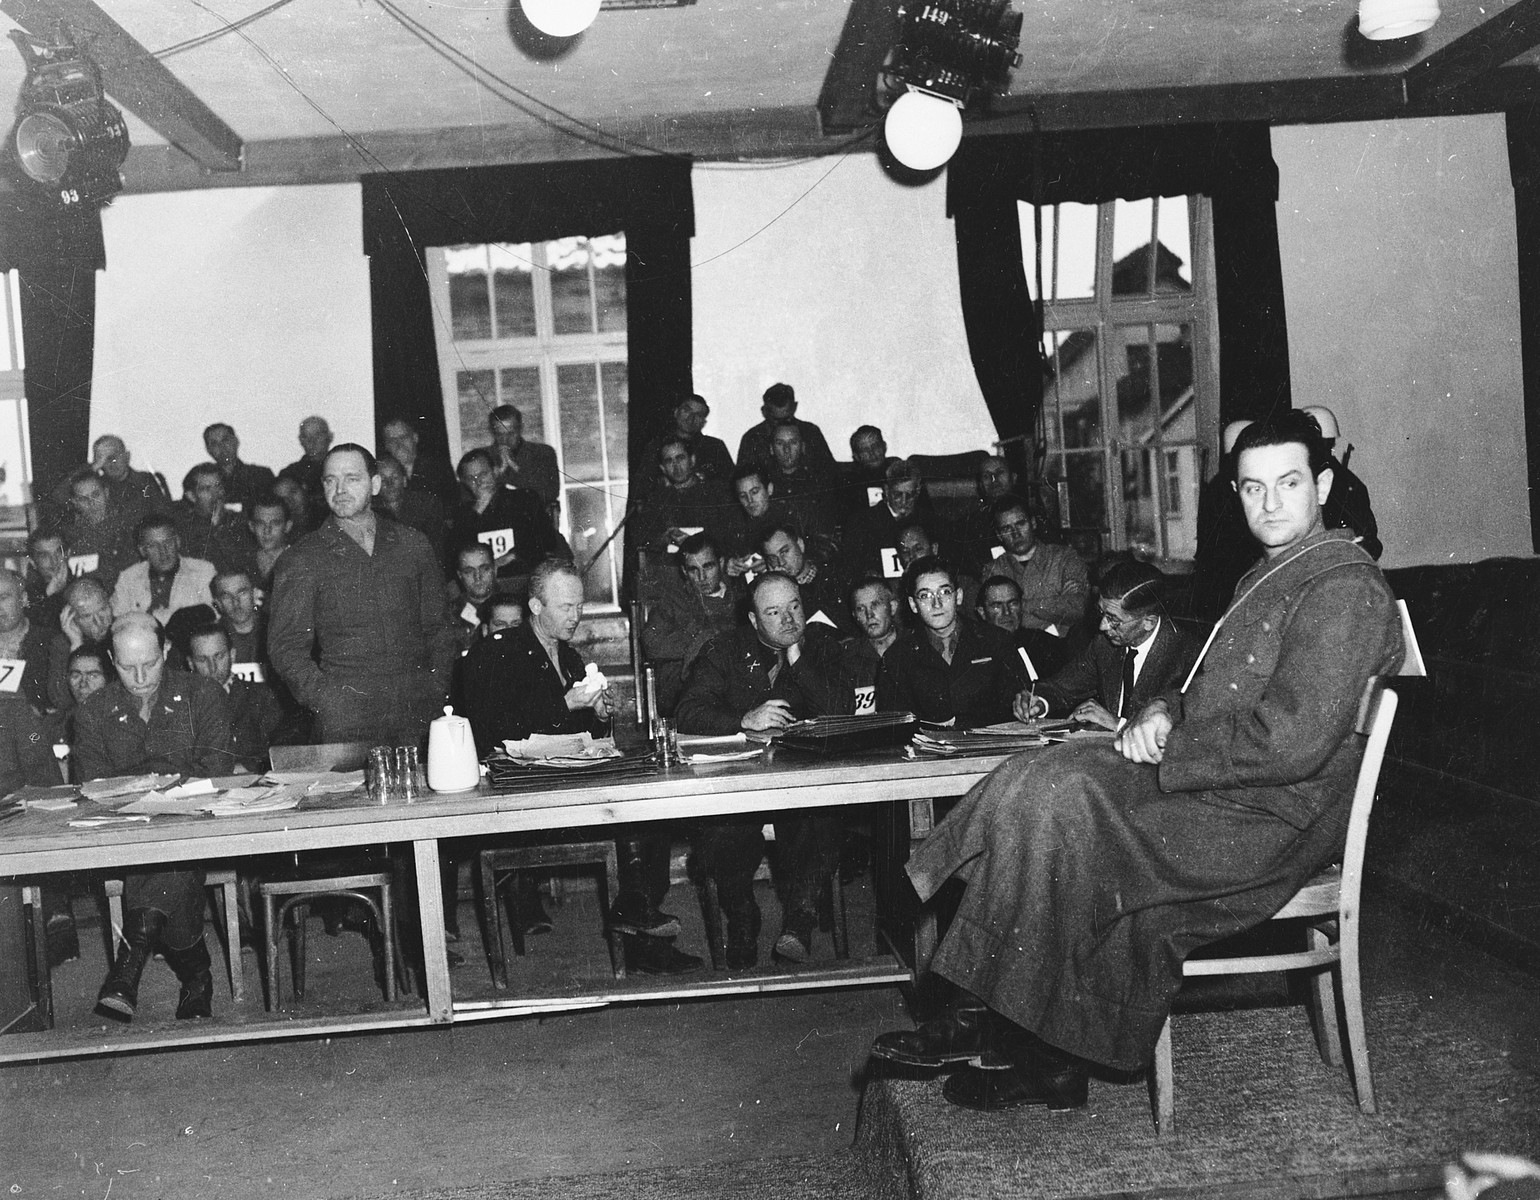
[914,586,956,605]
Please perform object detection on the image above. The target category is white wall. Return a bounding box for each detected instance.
[1274,116,1533,567]
[90,184,373,493]
[691,155,997,461]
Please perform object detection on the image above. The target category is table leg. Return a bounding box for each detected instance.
[413,838,453,1023]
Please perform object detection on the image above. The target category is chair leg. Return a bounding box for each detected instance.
[827,872,849,960]
[210,877,244,1004]
[503,873,528,960]
[262,891,280,1012]
[377,887,397,1003]
[292,901,309,1001]
[1152,1017,1175,1136]
[1306,926,1343,1067]
[600,844,626,981]
[21,886,53,1030]
[105,880,125,959]
[1339,919,1377,1114]
[478,855,507,990]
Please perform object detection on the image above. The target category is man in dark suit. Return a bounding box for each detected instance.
[1018,561,1201,731]
[642,394,735,487]
[734,382,835,477]
[676,572,852,967]
[187,623,283,773]
[204,423,277,515]
[871,411,1404,1113]
[459,560,700,975]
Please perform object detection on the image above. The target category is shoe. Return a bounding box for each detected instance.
[772,930,811,964]
[871,1006,993,1068]
[941,1060,1089,1112]
[609,895,682,939]
[163,937,214,1021]
[622,934,704,975]
[95,908,166,1023]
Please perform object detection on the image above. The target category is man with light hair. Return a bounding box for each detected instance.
[279,416,333,530]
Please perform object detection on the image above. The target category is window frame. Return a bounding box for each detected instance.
[1031,196,1220,565]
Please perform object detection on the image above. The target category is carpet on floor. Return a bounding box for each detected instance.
[343,1152,884,1200]
[855,990,1540,1200]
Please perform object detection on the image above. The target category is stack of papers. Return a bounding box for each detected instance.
[678,733,763,764]
[80,774,179,803]
[202,787,303,817]
[501,733,623,765]
[263,770,365,794]
[910,725,1049,757]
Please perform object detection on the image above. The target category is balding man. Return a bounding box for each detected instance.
[43,576,115,713]
[0,569,56,712]
[77,614,233,1023]
[279,416,333,531]
[676,572,852,968]
[89,434,171,529]
[203,423,277,514]
[382,417,458,510]
[111,515,216,625]
[269,444,454,744]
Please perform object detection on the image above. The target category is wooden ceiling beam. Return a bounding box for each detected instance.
[1405,0,1540,104]
[1,0,242,173]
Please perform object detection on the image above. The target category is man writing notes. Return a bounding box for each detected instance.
[871,411,1403,1113]
[1016,561,1201,732]
[676,572,851,968]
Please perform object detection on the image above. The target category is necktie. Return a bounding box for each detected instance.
[1118,647,1137,719]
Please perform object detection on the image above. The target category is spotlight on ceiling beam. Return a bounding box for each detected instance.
[1357,0,1440,40]
[6,25,130,211]
[520,0,602,38]
[880,0,1022,173]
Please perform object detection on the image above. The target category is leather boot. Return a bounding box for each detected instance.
[609,836,680,938]
[871,989,993,1068]
[163,937,214,1020]
[95,907,166,1023]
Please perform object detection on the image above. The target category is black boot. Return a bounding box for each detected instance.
[872,986,993,1068]
[95,908,166,1023]
[724,897,762,970]
[621,933,703,975]
[163,937,214,1020]
[610,837,680,938]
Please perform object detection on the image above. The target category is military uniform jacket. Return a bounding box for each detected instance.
[1156,528,1403,829]
[875,618,1026,729]
[675,624,851,735]
[459,622,605,756]
[73,670,233,780]
[1035,618,1202,719]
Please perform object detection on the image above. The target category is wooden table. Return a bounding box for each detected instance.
[0,745,1011,1062]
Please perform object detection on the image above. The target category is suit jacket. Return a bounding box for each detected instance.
[1157,529,1404,829]
[641,576,744,714]
[73,670,233,780]
[736,418,835,477]
[226,676,284,772]
[495,440,561,508]
[219,460,278,513]
[1035,618,1202,719]
[675,624,851,735]
[450,487,571,589]
[875,619,1027,729]
[459,621,605,756]
[111,557,217,624]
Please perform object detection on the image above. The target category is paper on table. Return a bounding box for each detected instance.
[9,783,81,810]
[119,793,214,815]
[68,814,152,827]
[502,732,621,762]
[80,774,179,802]
[263,770,366,793]
[164,779,217,798]
[686,748,763,764]
[678,733,750,752]
[202,787,302,817]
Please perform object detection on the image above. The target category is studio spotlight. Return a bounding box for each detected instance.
[881,0,1022,173]
[7,26,129,210]
[1357,0,1439,39]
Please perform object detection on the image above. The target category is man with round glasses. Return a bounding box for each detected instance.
[875,556,1027,729]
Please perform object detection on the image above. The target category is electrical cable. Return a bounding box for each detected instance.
[153,0,299,59]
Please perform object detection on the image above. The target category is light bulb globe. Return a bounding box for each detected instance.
[884,91,963,173]
[520,0,601,38]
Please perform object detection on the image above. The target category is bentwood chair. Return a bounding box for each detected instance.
[1149,677,1401,1136]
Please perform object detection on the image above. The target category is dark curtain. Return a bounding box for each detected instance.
[946,122,1290,452]
[1505,107,1540,552]
[0,198,105,501]
[360,158,694,484]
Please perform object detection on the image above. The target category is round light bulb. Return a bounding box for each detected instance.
[1357,0,1439,40]
[885,91,964,173]
[520,0,601,38]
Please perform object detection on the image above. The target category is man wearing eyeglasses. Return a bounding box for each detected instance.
[875,556,1027,729]
[1015,561,1201,731]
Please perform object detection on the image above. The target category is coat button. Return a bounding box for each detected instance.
[1262,622,1271,632]
[1247,654,1256,664]
[1229,682,1239,690]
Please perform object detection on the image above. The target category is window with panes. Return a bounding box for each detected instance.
[1022,197,1218,563]
[427,236,629,608]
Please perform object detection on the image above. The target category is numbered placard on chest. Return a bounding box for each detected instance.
[231,661,266,684]
[478,528,515,558]
[0,659,26,693]
[853,685,875,714]
[880,548,903,579]
[68,554,99,578]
